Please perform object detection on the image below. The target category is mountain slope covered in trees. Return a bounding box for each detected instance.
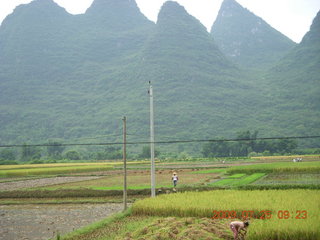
[261,10,320,146]
[0,0,319,152]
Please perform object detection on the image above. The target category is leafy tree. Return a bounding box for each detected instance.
[0,149,16,161]
[47,141,65,159]
[64,150,81,160]
[178,151,191,160]
[21,144,41,161]
[139,146,160,159]
[202,131,298,157]
[202,140,230,157]
[105,146,122,160]
[93,147,122,160]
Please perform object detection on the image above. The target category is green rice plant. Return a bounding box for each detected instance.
[228,173,246,178]
[209,173,265,187]
[235,173,265,185]
[209,178,236,187]
[227,161,320,174]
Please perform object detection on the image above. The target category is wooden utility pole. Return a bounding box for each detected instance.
[122,116,127,210]
[149,82,156,197]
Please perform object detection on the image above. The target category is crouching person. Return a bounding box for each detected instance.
[230,220,249,240]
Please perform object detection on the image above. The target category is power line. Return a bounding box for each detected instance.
[0,135,319,148]
[63,133,123,142]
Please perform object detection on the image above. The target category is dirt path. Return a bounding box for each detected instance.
[0,203,124,240]
[0,176,102,191]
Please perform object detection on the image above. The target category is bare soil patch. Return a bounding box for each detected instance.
[0,203,124,240]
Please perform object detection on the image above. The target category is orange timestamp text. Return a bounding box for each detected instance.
[212,210,307,220]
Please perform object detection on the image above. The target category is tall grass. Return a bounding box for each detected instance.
[132,190,320,239]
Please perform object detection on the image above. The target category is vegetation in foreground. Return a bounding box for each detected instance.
[132,190,320,240]
[59,189,319,240]
[226,161,320,174]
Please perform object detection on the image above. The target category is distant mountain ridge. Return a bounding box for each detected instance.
[211,0,296,69]
[265,10,320,112]
[0,0,319,149]
[250,10,320,148]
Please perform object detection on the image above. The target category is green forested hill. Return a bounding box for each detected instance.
[262,10,320,145]
[138,1,267,140]
[211,0,296,69]
[0,0,155,143]
[0,0,319,151]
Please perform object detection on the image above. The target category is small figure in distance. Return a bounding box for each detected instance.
[230,220,249,240]
[172,171,178,190]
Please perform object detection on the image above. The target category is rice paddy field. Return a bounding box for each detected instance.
[131,190,320,240]
[0,156,319,239]
[0,161,149,177]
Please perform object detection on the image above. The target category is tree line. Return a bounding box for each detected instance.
[201,130,298,157]
[0,143,160,164]
[0,130,318,164]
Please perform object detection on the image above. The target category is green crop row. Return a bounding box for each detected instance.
[209,173,265,187]
[227,161,320,174]
[227,173,246,178]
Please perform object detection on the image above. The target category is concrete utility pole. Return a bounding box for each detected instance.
[149,82,156,197]
[122,116,127,210]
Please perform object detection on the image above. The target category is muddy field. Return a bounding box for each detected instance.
[0,203,124,240]
[0,176,102,191]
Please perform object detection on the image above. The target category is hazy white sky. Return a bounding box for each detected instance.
[0,0,319,43]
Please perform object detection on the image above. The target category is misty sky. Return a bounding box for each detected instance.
[0,0,319,43]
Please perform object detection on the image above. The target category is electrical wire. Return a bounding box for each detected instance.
[0,135,319,148]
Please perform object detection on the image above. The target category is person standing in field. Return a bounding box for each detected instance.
[172,171,178,189]
[229,220,249,240]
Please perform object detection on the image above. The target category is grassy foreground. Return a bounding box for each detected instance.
[58,189,319,240]
[132,190,320,240]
